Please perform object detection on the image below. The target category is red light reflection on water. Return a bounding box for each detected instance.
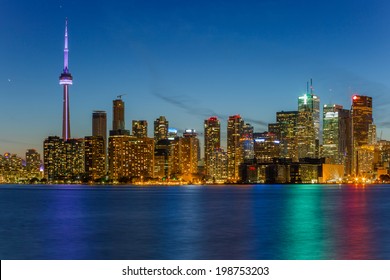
[338,186,373,259]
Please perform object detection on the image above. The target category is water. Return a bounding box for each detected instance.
[0,184,390,260]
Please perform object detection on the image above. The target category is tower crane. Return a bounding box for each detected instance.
[117,94,127,99]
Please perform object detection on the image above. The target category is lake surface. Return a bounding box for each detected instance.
[0,184,390,260]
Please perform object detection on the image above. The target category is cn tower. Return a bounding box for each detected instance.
[59,18,73,141]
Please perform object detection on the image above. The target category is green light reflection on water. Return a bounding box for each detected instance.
[280,184,331,259]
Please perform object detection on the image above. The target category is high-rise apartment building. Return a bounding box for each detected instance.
[154,116,169,143]
[84,136,106,181]
[25,149,41,176]
[209,148,228,183]
[204,117,221,176]
[43,136,84,182]
[227,115,244,182]
[181,129,199,180]
[132,120,148,138]
[108,135,154,181]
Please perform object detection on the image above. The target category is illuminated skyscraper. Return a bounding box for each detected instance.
[351,95,373,175]
[26,149,41,178]
[44,136,63,181]
[43,136,84,182]
[132,120,148,138]
[352,95,373,147]
[227,115,244,182]
[181,129,199,180]
[204,117,221,176]
[154,139,172,179]
[84,136,106,181]
[241,123,254,160]
[253,132,280,163]
[108,135,154,181]
[276,111,298,161]
[154,116,169,143]
[322,104,352,174]
[209,147,228,183]
[59,19,73,141]
[297,80,320,158]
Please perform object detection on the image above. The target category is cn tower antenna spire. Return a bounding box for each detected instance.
[59,18,73,141]
[64,17,69,73]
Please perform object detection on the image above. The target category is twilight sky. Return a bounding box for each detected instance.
[2,0,390,157]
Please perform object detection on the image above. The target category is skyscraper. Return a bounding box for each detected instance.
[108,135,154,181]
[132,120,148,138]
[352,95,373,147]
[351,95,373,175]
[110,97,130,136]
[43,136,84,182]
[84,136,106,181]
[26,149,41,178]
[322,104,352,174]
[276,111,298,161]
[241,123,254,160]
[227,115,244,182]
[113,98,125,131]
[181,129,200,180]
[154,116,169,143]
[297,80,320,158]
[59,19,73,141]
[204,116,221,176]
[92,111,107,146]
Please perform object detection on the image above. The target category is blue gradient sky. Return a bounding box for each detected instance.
[2,0,390,156]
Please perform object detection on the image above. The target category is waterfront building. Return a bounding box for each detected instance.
[0,153,25,183]
[154,139,172,179]
[204,116,221,177]
[25,149,41,178]
[209,148,228,183]
[181,129,199,181]
[356,145,375,178]
[108,135,154,182]
[84,136,106,181]
[43,136,84,182]
[227,115,244,182]
[253,132,280,163]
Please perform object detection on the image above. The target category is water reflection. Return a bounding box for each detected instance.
[1,184,390,259]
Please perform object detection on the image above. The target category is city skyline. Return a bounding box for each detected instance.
[2,1,390,156]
